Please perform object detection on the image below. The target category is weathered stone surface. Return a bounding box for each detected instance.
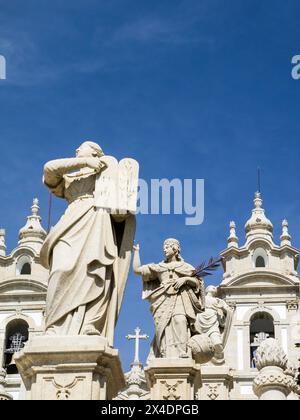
[145,358,201,400]
[41,142,138,344]
[196,365,233,400]
[0,368,13,400]
[133,238,204,360]
[15,335,125,400]
[193,285,233,364]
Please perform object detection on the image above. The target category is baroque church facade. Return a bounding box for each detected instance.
[0,199,47,400]
[0,192,299,400]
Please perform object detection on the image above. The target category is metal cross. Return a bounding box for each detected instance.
[126,327,149,364]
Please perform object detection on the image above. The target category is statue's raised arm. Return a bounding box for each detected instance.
[43,143,106,198]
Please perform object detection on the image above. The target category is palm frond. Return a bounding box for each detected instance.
[192,257,222,279]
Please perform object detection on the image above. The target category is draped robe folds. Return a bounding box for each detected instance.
[140,261,203,359]
[194,296,232,348]
[40,166,135,346]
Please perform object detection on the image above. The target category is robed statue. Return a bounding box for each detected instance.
[194,285,232,363]
[40,141,138,346]
[133,238,204,359]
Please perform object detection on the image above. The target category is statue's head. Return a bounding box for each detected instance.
[206,285,218,296]
[163,238,182,261]
[76,141,104,158]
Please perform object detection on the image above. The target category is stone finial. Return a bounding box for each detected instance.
[227,221,238,248]
[280,219,291,246]
[255,338,288,370]
[284,361,297,378]
[245,192,273,242]
[31,198,40,216]
[253,338,293,400]
[0,368,13,400]
[125,362,148,400]
[0,228,6,257]
[254,191,262,208]
[115,328,150,400]
[285,362,300,396]
[18,198,47,250]
[116,362,150,400]
[120,327,150,399]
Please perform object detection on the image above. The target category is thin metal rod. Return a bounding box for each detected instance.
[257,167,261,193]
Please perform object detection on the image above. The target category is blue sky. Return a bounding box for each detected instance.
[1,0,300,370]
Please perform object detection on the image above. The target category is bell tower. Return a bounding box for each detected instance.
[0,199,48,399]
[219,192,300,399]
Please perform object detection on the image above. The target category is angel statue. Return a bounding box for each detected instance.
[194,285,232,364]
[133,238,205,359]
[40,141,138,346]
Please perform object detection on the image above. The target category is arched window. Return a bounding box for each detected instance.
[3,319,29,374]
[16,256,32,276]
[249,312,274,368]
[255,256,265,267]
[252,247,268,269]
[20,263,31,275]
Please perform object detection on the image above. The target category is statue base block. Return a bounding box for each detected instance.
[144,358,201,400]
[14,335,125,400]
[197,365,233,400]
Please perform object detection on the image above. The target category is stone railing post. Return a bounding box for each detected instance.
[253,338,293,400]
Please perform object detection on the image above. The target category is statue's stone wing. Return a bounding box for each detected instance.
[94,156,139,214]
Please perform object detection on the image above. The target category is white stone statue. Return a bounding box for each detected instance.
[40,141,138,346]
[133,238,204,359]
[194,285,232,363]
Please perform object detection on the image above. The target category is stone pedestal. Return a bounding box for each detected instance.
[197,365,233,400]
[144,358,201,400]
[253,366,293,400]
[252,338,293,400]
[14,335,125,400]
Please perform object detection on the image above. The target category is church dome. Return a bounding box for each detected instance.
[18,199,47,251]
[245,192,273,241]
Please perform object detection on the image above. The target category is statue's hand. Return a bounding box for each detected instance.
[173,278,187,290]
[133,244,140,252]
[85,157,104,173]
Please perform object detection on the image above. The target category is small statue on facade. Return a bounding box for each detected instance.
[133,238,204,359]
[193,285,232,363]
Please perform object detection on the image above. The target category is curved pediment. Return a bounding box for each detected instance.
[0,277,47,295]
[247,238,273,250]
[224,270,299,288]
